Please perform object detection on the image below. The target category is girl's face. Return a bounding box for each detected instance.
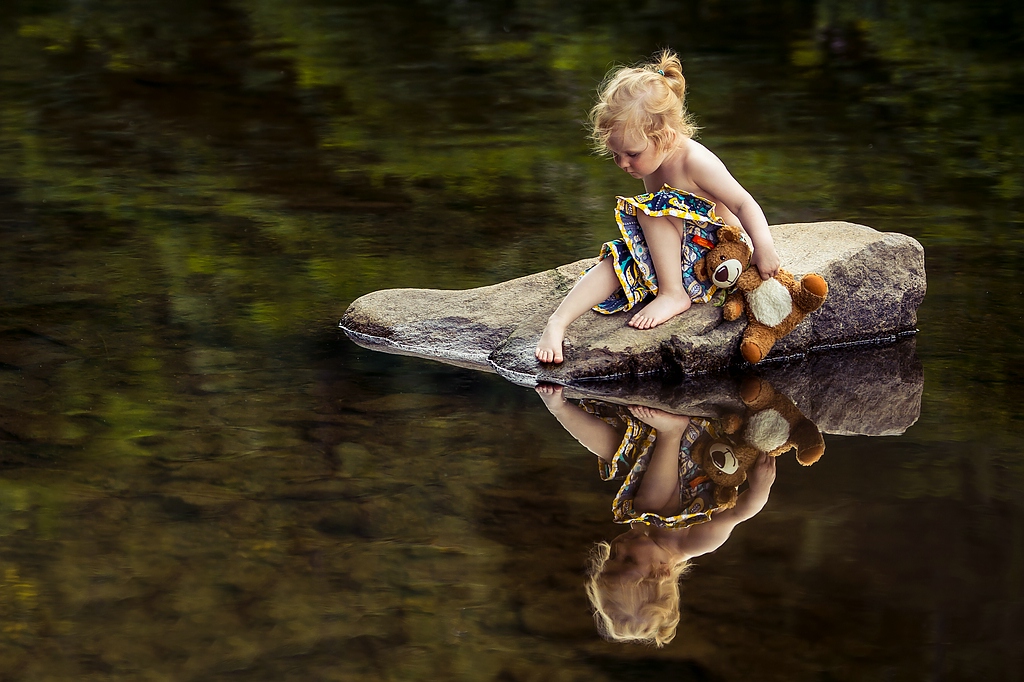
[607,128,668,180]
[602,527,673,582]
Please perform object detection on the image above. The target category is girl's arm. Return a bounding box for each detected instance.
[669,453,777,558]
[687,145,781,280]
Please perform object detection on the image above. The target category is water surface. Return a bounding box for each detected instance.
[1,0,1022,679]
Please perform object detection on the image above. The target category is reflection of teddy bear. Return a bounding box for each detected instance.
[695,225,829,364]
[689,377,825,505]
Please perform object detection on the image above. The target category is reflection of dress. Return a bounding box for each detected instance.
[582,401,724,529]
[595,185,733,314]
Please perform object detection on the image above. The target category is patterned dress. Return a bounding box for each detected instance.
[595,184,733,314]
[582,401,726,529]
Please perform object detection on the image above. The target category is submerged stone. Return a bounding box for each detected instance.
[340,222,925,381]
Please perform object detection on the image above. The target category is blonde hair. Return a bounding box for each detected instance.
[584,540,691,647]
[588,49,698,156]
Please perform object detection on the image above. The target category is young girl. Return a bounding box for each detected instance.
[535,384,776,646]
[535,50,781,364]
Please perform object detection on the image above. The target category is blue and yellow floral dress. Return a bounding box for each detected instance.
[582,401,726,529]
[595,185,732,314]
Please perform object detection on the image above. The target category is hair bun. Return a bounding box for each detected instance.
[588,48,699,154]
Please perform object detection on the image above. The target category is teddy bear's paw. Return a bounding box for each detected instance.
[738,376,766,404]
[740,340,767,364]
[801,273,828,299]
[796,444,825,466]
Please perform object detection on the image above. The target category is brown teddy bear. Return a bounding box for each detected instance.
[689,377,825,504]
[734,376,825,466]
[696,225,829,364]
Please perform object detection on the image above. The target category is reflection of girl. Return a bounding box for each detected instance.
[536,384,775,646]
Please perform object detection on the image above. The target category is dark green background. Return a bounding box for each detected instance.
[0,0,1022,679]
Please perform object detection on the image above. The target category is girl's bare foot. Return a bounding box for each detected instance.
[628,405,691,434]
[535,320,567,364]
[628,292,692,330]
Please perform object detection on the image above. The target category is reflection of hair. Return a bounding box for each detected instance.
[588,49,699,156]
[585,540,691,647]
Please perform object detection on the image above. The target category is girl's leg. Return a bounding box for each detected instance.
[628,406,690,513]
[536,258,620,364]
[629,214,692,329]
[535,384,623,461]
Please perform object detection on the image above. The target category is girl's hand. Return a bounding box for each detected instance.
[750,247,781,281]
[747,453,777,492]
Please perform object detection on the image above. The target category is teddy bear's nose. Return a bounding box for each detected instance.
[713,259,743,287]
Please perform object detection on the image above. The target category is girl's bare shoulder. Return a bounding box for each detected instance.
[656,138,719,191]
[679,138,727,171]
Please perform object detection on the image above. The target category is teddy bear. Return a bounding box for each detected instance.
[688,377,825,505]
[695,225,829,364]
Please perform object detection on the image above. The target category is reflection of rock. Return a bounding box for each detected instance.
[341,222,925,381]
[764,339,923,437]
[560,339,922,437]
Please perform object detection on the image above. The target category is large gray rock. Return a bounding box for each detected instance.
[340,221,925,382]
[340,260,592,374]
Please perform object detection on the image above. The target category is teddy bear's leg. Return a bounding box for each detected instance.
[791,417,825,465]
[722,291,745,322]
[740,324,777,364]
[795,273,828,311]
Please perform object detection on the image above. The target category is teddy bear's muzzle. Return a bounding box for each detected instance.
[709,442,740,474]
[713,259,744,288]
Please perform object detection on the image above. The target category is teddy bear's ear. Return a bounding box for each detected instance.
[718,225,744,243]
[694,256,708,282]
[714,486,738,509]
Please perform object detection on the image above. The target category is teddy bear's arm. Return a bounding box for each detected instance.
[736,267,764,292]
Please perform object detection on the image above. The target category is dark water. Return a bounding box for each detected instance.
[1,0,1022,679]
